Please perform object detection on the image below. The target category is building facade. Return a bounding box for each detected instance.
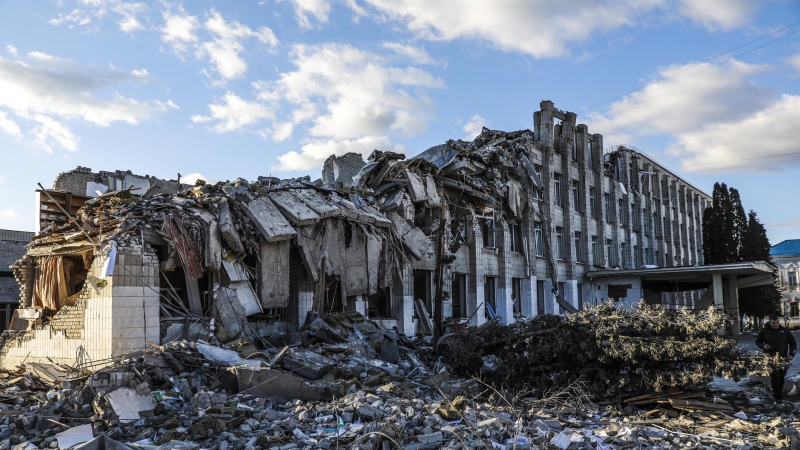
[0,230,33,330]
[772,239,800,318]
[1,101,713,370]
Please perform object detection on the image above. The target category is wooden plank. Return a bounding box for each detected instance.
[162,216,204,279]
[291,189,339,218]
[240,197,296,242]
[268,190,320,226]
[415,299,433,334]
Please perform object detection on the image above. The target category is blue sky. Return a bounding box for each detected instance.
[0,0,799,246]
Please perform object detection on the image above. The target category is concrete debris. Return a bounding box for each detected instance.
[0,315,797,450]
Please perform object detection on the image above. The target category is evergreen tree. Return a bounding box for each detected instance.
[738,211,781,318]
[702,183,743,264]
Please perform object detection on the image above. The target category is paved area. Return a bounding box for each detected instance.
[709,330,800,396]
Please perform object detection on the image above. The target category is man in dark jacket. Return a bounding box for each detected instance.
[756,315,797,403]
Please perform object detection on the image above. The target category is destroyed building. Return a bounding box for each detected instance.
[2,101,714,371]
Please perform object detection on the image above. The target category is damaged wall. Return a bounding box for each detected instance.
[0,241,160,370]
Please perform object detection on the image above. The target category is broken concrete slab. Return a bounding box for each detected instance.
[104,387,157,423]
[423,175,441,208]
[218,199,245,256]
[282,349,335,380]
[291,189,339,218]
[259,239,290,309]
[239,196,296,242]
[190,208,222,271]
[196,343,242,366]
[232,367,339,402]
[387,212,430,260]
[55,424,93,450]
[402,169,427,203]
[267,190,320,226]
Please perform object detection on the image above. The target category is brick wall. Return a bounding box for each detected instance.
[322,153,366,189]
[0,241,160,370]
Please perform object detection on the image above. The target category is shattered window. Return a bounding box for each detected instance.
[510,222,523,253]
[532,165,543,200]
[534,222,544,257]
[574,231,583,263]
[482,218,495,248]
[621,243,627,268]
[512,277,522,316]
[604,193,612,221]
[606,239,614,267]
[608,284,632,300]
[451,273,467,318]
[553,173,562,207]
[484,276,496,316]
[589,187,596,218]
[618,199,625,225]
[555,227,564,260]
[571,180,580,212]
[591,236,598,266]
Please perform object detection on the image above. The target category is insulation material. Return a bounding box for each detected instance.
[507,179,526,218]
[259,239,290,309]
[101,241,117,277]
[33,255,68,313]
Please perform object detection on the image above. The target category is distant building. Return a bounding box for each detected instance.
[772,239,800,317]
[0,229,34,330]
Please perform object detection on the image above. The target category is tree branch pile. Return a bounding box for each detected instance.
[440,302,784,397]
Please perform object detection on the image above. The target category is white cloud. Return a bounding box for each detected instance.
[112,1,148,32]
[589,60,773,137]
[191,42,443,169]
[198,10,278,82]
[789,51,800,76]
[676,0,755,31]
[0,111,22,138]
[275,135,405,171]
[181,173,218,185]
[461,114,486,141]
[160,5,200,53]
[382,42,437,65]
[0,53,172,127]
[5,45,17,57]
[257,43,443,140]
[191,92,274,133]
[674,94,800,172]
[587,58,797,174]
[0,209,19,218]
[31,115,79,152]
[0,51,174,153]
[280,0,331,29]
[349,0,761,57]
[160,7,277,83]
[50,0,148,33]
[271,121,294,142]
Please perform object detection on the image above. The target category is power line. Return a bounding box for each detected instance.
[585,27,800,119]
[683,156,800,173]
[680,150,800,168]
[578,21,800,115]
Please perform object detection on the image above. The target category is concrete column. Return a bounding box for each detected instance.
[726,275,740,336]
[712,272,724,310]
[522,275,536,317]
[544,279,555,314]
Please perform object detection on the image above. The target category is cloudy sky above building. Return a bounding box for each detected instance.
[0,0,798,245]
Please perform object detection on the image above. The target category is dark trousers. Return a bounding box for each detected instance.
[771,367,788,400]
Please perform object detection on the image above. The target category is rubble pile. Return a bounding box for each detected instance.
[3,331,800,450]
[441,302,783,397]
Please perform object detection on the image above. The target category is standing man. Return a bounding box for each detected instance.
[756,315,797,403]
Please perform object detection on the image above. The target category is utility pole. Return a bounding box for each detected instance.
[433,187,447,353]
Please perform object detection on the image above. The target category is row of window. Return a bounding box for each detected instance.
[481,218,696,268]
